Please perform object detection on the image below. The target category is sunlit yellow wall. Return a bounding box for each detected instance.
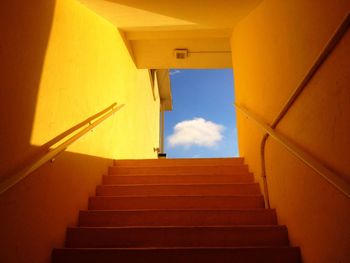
[0,0,160,262]
[231,0,350,262]
[31,0,160,160]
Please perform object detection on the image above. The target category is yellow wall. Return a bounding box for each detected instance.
[0,152,112,263]
[31,0,160,160]
[0,0,160,262]
[231,0,350,262]
[1,0,160,181]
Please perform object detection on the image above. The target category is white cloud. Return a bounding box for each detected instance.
[167,118,224,148]
[169,69,181,76]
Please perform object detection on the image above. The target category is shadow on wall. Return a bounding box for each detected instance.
[0,150,112,263]
[0,0,56,179]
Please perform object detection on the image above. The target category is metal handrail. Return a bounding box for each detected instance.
[0,103,124,195]
[234,13,350,207]
[235,104,350,199]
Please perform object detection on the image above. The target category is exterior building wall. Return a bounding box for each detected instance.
[1,0,160,180]
[30,0,160,161]
[0,0,160,262]
[231,1,350,262]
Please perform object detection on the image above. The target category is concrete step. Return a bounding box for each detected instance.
[66,226,289,248]
[102,173,254,185]
[89,195,265,210]
[113,157,245,167]
[52,247,301,263]
[96,183,261,196]
[51,158,301,263]
[79,209,277,227]
[108,165,249,175]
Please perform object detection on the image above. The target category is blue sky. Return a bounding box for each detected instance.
[164,69,238,158]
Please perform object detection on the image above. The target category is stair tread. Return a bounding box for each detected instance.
[55,246,299,251]
[102,174,255,185]
[110,164,248,167]
[89,195,265,210]
[81,208,275,213]
[70,225,286,229]
[108,165,250,176]
[98,182,259,187]
[114,157,244,164]
[91,194,263,197]
[66,225,289,248]
[109,167,250,170]
[97,183,260,195]
[104,172,253,176]
[79,208,277,226]
[53,247,301,263]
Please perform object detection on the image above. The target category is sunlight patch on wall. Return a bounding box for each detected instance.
[30,0,160,160]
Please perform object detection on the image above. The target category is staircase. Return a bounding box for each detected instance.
[52,158,301,262]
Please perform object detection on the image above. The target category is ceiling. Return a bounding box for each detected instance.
[79,0,263,68]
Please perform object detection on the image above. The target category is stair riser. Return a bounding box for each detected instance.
[79,210,277,227]
[103,174,254,185]
[114,158,245,167]
[89,196,265,210]
[96,184,260,196]
[52,248,301,263]
[66,227,289,248]
[109,165,249,175]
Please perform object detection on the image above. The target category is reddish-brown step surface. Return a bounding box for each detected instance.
[102,173,254,185]
[113,157,245,167]
[78,209,278,227]
[88,195,265,210]
[51,157,301,262]
[108,165,249,175]
[96,183,261,196]
[52,247,301,263]
[65,226,289,248]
